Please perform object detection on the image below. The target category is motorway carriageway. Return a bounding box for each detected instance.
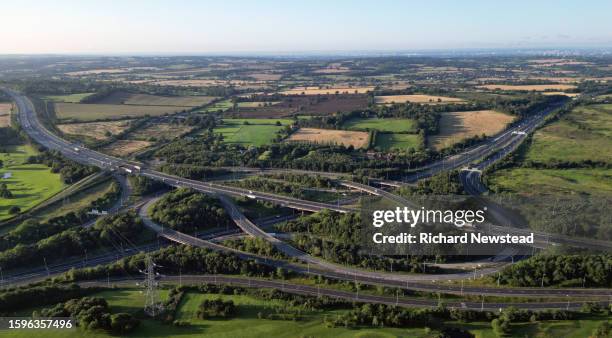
[7,88,353,214]
[137,197,612,299]
[77,275,610,311]
[6,89,612,300]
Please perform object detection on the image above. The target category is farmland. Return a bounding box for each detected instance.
[280,86,374,95]
[65,68,129,76]
[542,92,580,97]
[150,79,270,90]
[247,72,282,81]
[93,92,215,107]
[100,139,152,157]
[375,133,421,151]
[343,117,416,133]
[478,84,577,91]
[41,92,95,103]
[296,95,368,115]
[0,145,64,220]
[374,94,465,104]
[313,67,350,74]
[57,120,133,140]
[286,128,369,148]
[54,103,182,121]
[200,99,233,113]
[237,101,279,108]
[428,110,515,150]
[214,119,293,146]
[524,104,612,164]
[0,103,11,127]
[227,95,368,118]
[128,122,194,141]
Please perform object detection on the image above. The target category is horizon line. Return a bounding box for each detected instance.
[2,46,612,58]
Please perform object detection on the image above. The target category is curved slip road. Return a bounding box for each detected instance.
[5,88,353,214]
[136,197,612,298]
[6,88,612,300]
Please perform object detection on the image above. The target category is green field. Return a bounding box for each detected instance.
[42,92,95,103]
[0,145,65,220]
[4,289,427,338]
[54,103,182,121]
[488,103,612,195]
[525,104,612,163]
[488,168,612,195]
[344,117,417,133]
[375,133,421,151]
[35,179,115,221]
[200,99,233,113]
[237,101,280,108]
[5,288,609,338]
[213,119,293,146]
[461,319,609,338]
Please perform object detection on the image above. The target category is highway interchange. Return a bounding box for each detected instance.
[3,88,611,309]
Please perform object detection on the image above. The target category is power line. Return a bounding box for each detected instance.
[141,254,163,317]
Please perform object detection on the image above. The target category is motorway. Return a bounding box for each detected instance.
[77,275,609,311]
[404,101,566,182]
[457,132,612,252]
[5,88,612,302]
[7,88,354,214]
[133,197,612,298]
[12,84,592,253]
[0,207,287,287]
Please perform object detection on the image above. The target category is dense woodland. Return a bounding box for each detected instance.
[278,210,441,272]
[496,254,612,287]
[0,212,143,270]
[222,237,286,260]
[63,245,277,282]
[150,188,232,233]
[128,175,167,196]
[0,127,21,147]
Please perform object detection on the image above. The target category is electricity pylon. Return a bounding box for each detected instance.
[141,255,163,317]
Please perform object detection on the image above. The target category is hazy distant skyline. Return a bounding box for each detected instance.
[3,0,612,54]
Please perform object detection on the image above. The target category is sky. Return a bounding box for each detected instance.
[2,0,612,54]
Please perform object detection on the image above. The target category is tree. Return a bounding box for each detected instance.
[276,267,287,279]
[8,206,20,214]
[491,318,510,336]
[150,188,231,233]
[128,175,166,195]
[196,298,236,319]
[110,313,140,333]
[591,321,610,338]
[0,183,12,198]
